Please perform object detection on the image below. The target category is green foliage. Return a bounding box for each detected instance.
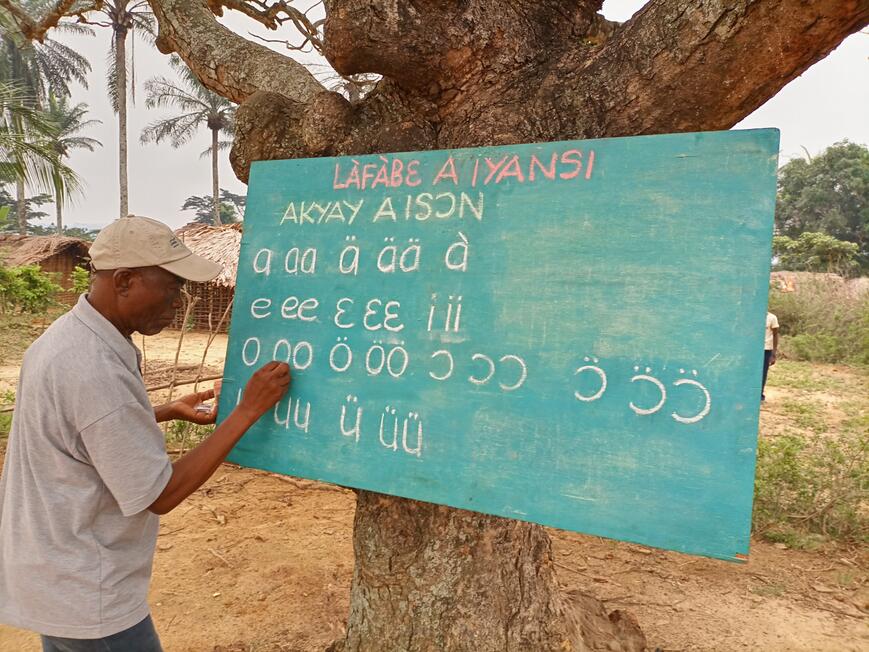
[165,419,213,451]
[0,411,10,442]
[58,226,99,239]
[777,398,827,433]
[766,359,848,393]
[0,82,69,192]
[773,232,860,275]
[0,264,61,313]
[71,265,89,294]
[754,429,868,544]
[181,189,244,225]
[768,277,869,364]
[775,141,869,268]
[0,4,90,198]
[0,388,13,441]
[0,184,52,233]
[141,55,235,150]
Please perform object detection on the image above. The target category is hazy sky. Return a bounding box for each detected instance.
[30,0,869,231]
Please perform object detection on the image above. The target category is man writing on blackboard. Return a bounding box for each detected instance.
[0,216,290,651]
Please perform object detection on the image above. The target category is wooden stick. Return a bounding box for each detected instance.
[0,374,225,414]
[193,298,233,394]
[146,374,223,393]
[166,294,199,405]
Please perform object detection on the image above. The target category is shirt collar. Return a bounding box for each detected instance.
[71,294,142,376]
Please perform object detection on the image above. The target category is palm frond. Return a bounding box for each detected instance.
[143,76,209,112]
[105,43,122,113]
[199,139,234,159]
[51,21,96,37]
[140,111,202,148]
[40,38,91,89]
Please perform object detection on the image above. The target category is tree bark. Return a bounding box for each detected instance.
[55,195,63,235]
[211,127,221,225]
[16,176,26,236]
[147,1,869,650]
[149,0,322,104]
[115,22,129,218]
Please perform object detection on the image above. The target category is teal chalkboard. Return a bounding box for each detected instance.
[219,129,779,561]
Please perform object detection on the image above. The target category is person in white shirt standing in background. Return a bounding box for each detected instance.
[762,311,780,401]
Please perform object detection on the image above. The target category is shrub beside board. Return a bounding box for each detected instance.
[217,129,780,561]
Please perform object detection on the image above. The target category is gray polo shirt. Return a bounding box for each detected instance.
[0,295,172,638]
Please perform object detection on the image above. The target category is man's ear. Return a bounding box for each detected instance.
[112,268,136,296]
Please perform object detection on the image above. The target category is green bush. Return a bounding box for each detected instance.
[769,275,869,364]
[0,265,62,314]
[0,389,13,442]
[787,333,847,363]
[754,430,868,544]
[71,266,90,295]
[773,232,860,275]
[165,419,213,451]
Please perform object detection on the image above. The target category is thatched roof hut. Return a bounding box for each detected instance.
[170,223,242,331]
[0,234,91,304]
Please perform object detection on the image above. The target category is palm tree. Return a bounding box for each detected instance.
[141,56,235,226]
[0,81,57,185]
[43,94,102,234]
[0,82,79,234]
[1,1,91,233]
[83,1,154,218]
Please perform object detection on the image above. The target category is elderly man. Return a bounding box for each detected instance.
[0,216,290,651]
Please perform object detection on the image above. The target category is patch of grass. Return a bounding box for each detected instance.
[761,528,826,551]
[0,313,37,364]
[165,420,214,451]
[0,389,14,441]
[0,309,67,364]
[841,404,869,433]
[836,571,857,588]
[0,413,10,443]
[750,583,787,598]
[766,360,849,393]
[753,429,868,544]
[777,398,828,433]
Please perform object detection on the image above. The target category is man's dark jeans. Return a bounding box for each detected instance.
[762,349,773,400]
[41,616,162,652]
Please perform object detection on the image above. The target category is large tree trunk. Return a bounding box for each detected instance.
[326,493,643,652]
[211,127,221,225]
[115,22,128,219]
[148,1,869,650]
[15,176,26,236]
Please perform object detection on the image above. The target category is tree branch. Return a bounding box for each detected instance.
[0,0,99,42]
[556,0,869,138]
[147,0,324,104]
[207,0,324,52]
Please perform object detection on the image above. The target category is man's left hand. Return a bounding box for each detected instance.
[168,389,217,425]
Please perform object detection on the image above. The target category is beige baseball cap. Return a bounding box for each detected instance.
[89,215,222,283]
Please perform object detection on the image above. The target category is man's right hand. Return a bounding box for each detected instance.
[237,361,291,420]
[150,361,292,515]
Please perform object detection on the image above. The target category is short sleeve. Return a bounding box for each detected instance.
[80,401,172,516]
[770,314,779,329]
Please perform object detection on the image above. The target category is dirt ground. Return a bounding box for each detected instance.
[0,327,866,651]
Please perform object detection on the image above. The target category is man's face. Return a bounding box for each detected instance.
[119,266,185,336]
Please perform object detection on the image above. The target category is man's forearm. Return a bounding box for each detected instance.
[153,403,174,423]
[148,406,260,515]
